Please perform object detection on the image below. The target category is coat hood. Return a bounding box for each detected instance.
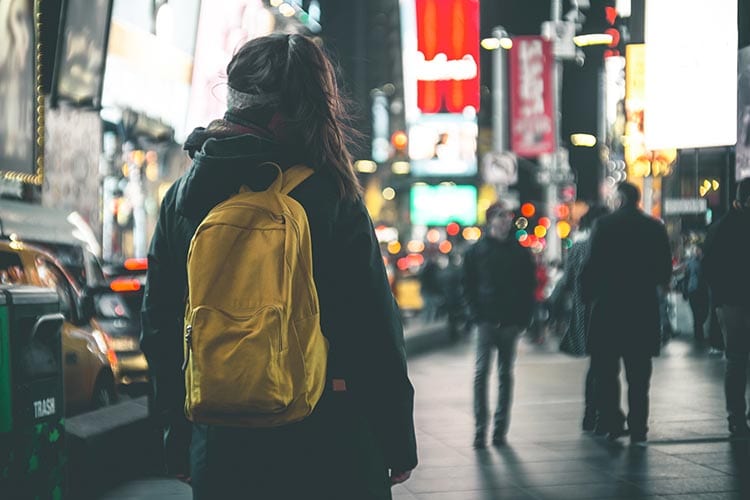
[175,133,305,220]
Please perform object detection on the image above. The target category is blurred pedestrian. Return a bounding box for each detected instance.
[706,295,725,355]
[581,183,672,446]
[682,244,709,342]
[141,34,417,499]
[558,205,610,432]
[419,255,443,322]
[463,202,536,448]
[702,178,750,437]
[442,252,469,341]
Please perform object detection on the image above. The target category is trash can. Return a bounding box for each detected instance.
[0,285,65,499]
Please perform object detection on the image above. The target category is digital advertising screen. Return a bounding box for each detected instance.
[408,114,478,177]
[410,184,477,226]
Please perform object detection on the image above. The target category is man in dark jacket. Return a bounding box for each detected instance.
[702,178,750,437]
[582,182,672,446]
[463,202,536,448]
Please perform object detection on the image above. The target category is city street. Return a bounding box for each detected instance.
[102,306,750,500]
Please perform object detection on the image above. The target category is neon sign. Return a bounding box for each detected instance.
[415,0,479,113]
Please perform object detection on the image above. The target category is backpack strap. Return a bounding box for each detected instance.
[281,165,314,195]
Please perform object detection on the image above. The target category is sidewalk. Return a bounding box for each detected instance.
[101,326,748,499]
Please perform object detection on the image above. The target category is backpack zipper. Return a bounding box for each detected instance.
[181,324,193,371]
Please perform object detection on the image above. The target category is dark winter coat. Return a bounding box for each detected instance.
[140,133,417,499]
[581,206,672,357]
[462,236,536,327]
[558,232,593,356]
[702,207,750,307]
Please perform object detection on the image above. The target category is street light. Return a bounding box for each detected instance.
[573,33,614,47]
[570,133,597,147]
[487,27,511,154]
[481,34,513,51]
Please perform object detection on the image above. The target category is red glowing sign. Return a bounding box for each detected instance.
[509,36,555,157]
[415,0,480,113]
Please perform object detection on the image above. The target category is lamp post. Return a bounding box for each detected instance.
[480,28,518,204]
[544,0,565,263]
[491,26,510,153]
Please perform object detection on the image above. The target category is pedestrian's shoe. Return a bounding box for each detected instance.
[492,435,507,447]
[729,421,750,438]
[592,423,608,436]
[606,427,630,441]
[630,434,647,447]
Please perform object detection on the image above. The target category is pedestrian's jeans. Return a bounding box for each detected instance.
[474,322,521,440]
[591,350,650,439]
[718,305,750,424]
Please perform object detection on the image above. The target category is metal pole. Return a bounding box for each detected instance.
[492,26,508,152]
[546,0,563,262]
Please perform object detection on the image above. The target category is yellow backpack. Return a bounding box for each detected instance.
[183,164,328,427]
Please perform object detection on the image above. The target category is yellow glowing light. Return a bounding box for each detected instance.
[712,179,720,191]
[439,241,453,254]
[278,3,296,17]
[534,225,547,238]
[382,187,396,200]
[499,37,513,49]
[573,33,614,47]
[391,161,410,174]
[387,241,402,255]
[570,133,597,147]
[355,160,377,173]
[270,0,283,5]
[145,162,159,182]
[426,229,441,244]
[407,240,425,253]
[480,37,501,50]
[557,221,572,238]
[462,227,482,241]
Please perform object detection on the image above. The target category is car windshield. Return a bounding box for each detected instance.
[27,241,107,289]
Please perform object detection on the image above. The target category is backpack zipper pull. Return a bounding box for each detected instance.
[182,325,192,371]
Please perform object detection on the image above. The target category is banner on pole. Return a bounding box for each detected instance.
[509,36,555,157]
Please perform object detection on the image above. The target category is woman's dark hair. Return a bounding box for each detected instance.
[226,34,361,200]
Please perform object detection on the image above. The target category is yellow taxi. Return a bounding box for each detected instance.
[0,241,150,419]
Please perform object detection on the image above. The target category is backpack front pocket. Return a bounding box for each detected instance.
[186,305,292,417]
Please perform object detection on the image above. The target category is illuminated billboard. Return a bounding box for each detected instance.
[509,36,555,157]
[644,0,737,149]
[408,114,478,176]
[401,0,479,118]
[410,184,477,226]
